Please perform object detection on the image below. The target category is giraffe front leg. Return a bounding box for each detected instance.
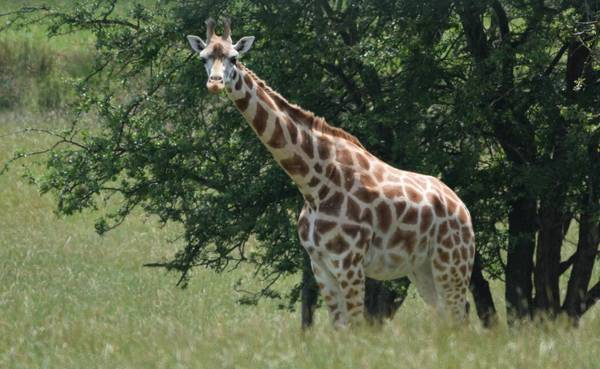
[309,259,349,328]
[335,250,366,324]
[312,250,367,327]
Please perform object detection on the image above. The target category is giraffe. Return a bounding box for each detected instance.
[186,19,475,328]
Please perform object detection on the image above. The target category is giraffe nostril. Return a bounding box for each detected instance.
[209,75,223,81]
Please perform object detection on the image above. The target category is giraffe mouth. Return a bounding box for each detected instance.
[206,81,225,94]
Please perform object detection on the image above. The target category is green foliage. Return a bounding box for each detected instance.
[1,0,598,317]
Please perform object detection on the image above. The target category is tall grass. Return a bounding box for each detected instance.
[0,27,95,111]
[0,112,599,369]
[0,0,97,112]
[0,3,599,368]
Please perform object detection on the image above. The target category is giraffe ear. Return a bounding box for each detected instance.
[233,36,255,55]
[187,35,207,53]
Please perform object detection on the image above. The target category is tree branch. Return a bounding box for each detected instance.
[582,281,600,315]
[543,42,570,77]
[559,251,578,275]
[491,0,509,41]
[316,60,365,110]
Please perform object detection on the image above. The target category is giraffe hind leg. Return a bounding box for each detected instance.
[432,247,470,322]
[411,261,438,308]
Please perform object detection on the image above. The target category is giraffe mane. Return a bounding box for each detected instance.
[238,63,366,150]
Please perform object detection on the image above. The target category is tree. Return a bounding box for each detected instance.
[2,0,598,326]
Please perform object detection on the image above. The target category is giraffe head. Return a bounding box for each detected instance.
[187,18,255,94]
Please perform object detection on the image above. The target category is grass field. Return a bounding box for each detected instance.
[1,3,599,368]
[1,114,600,369]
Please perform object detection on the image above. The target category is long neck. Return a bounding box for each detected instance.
[225,63,370,206]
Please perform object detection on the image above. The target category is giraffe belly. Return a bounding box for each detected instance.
[363,232,432,281]
[363,247,413,280]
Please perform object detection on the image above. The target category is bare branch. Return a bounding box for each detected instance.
[582,281,600,315]
[559,251,578,275]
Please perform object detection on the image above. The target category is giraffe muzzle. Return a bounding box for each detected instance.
[206,80,225,94]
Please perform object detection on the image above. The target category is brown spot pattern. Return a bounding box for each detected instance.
[318,185,330,200]
[461,226,472,243]
[336,148,354,166]
[234,91,251,112]
[298,217,309,241]
[354,187,378,203]
[267,118,286,148]
[375,202,392,233]
[452,249,461,263]
[325,164,342,187]
[433,259,445,271]
[442,236,454,249]
[325,235,349,254]
[234,75,243,90]
[346,196,361,222]
[383,186,402,199]
[447,198,457,215]
[284,117,297,145]
[341,166,355,191]
[403,206,419,224]
[317,137,331,160]
[315,219,337,234]
[356,153,370,170]
[458,206,469,225]
[360,208,374,225]
[360,174,377,188]
[307,177,320,187]
[301,131,314,159]
[449,219,460,230]
[405,186,423,203]
[243,73,253,89]
[427,192,446,218]
[280,154,309,177]
[320,191,344,216]
[257,87,276,110]
[252,103,268,135]
[390,228,417,253]
[342,253,353,269]
[420,206,433,233]
[373,164,385,182]
[394,200,407,218]
[341,224,360,238]
[439,250,449,263]
[438,222,449,242]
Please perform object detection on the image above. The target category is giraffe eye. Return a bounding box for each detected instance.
[229,56,237,64]
[200,57,208,65]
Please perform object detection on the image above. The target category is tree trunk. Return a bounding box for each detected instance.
[364,278,408,324]
[534,203,564,316]
[564,103,599,318]
[301,253,319,329]
[469,251,498,327]
[505,196,537,322]
[564,212,599,318]
[535,33,594,315]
